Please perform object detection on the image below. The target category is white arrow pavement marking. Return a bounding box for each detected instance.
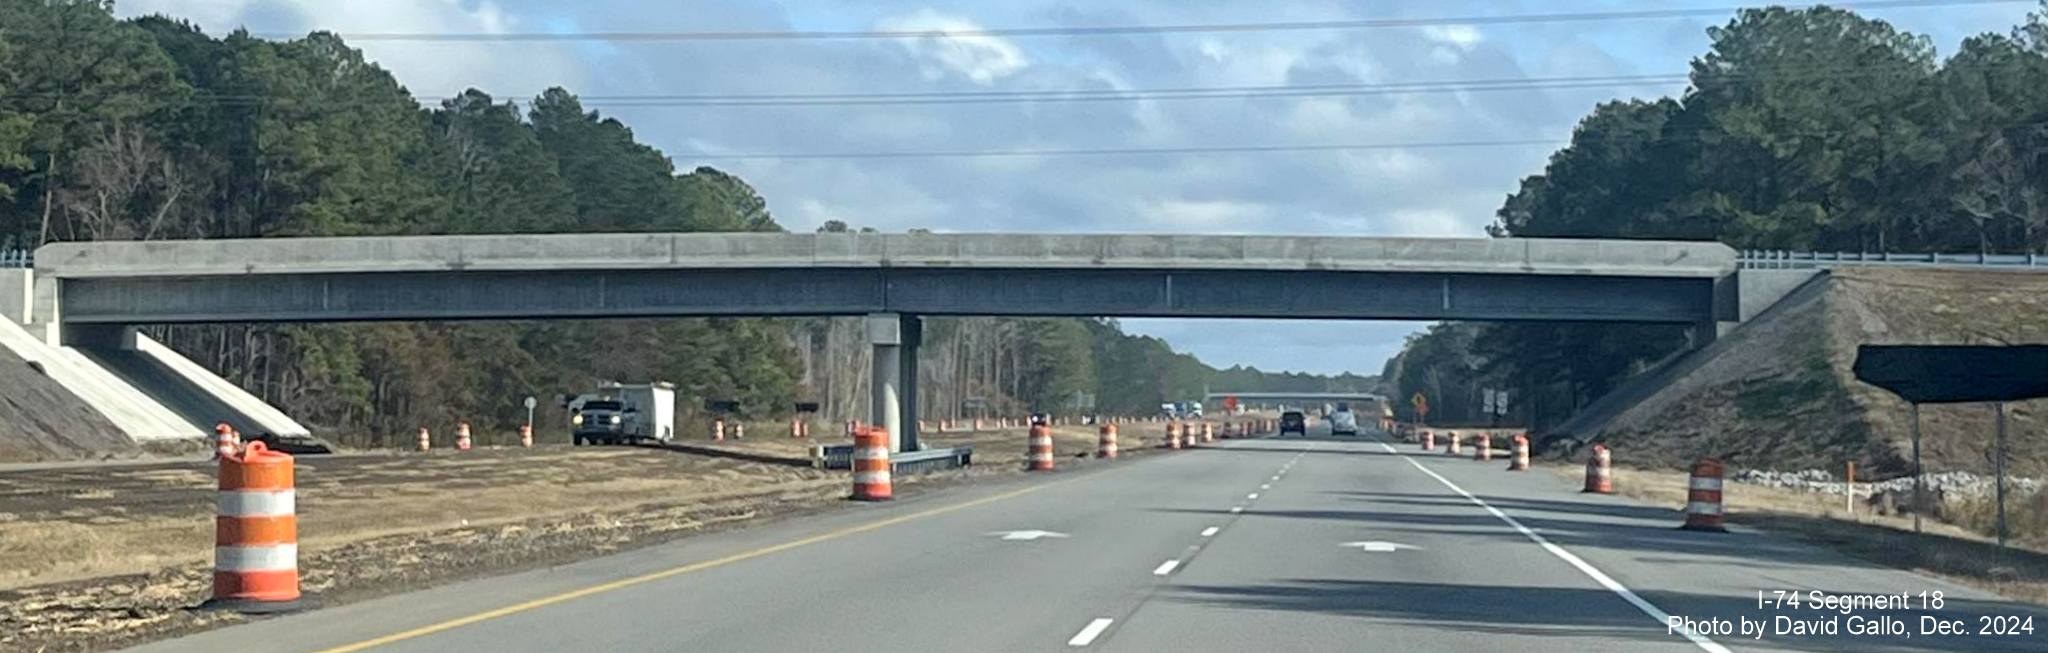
[989,530,1070,541]
[1068,618,1115,647]
[1340,541,1422,553]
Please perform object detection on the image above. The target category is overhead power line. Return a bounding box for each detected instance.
[670,117,2030,161]
[682,139,1571,161]
[0,61,1952,109]
[299,0,2029,42]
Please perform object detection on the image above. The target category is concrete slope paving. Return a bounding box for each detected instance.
[123,428,2045,653]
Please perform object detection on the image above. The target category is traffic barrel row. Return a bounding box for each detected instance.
[1398,430,1735,532]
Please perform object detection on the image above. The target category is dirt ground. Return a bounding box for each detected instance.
[1545,463,2048,607]
[0,418,1215,653]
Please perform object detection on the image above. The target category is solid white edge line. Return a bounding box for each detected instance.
[1387,442,1732,653]
[1068,618,1115,647]
[1200,526,1220,537]
[1152,559,1181,576]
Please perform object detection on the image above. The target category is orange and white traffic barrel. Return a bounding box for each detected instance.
[1165,421,1182,450]
[208,441,301,612]
[1681,458,1725,531]
[851,427,892,501]
[1584,444,1614,494]
[733,422,746,440]
[1422,430,1435,451]
[713,418,726,442]
[416,427,431,452]
[1446,430,1462,456]
[1507,433,1530,471]
[847,420,859,437]
[1202,422,1214,443]
[1474,432,1491,461]
[1098,424,1119,459]
[213,422,238,460]
[456,422,472,451]
[1028,425,1056,471]
[519,424,533,448]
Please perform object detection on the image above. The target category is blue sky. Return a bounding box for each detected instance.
[121,0,2043,376]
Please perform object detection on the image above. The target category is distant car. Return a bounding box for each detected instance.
[1328,409,1359,436]
[1280,411,1307,436]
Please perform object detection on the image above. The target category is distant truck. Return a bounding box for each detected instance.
[1328,404,1359,436]
[567,381,676,446]
[1160,401,1205,420]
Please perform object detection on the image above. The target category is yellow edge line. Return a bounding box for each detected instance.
[307,482,1056,653]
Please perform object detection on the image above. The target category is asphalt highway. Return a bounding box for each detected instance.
[127,425,2046,652]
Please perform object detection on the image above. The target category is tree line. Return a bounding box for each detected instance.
[0,1,1368,446]
[1387,4,2048,429]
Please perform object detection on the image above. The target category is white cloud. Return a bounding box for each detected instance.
[1135,198,1269,229]
[117,0,587,100]
[1421,25,1484,51]
[875,10,1028,84]
[1386,208,1473,237]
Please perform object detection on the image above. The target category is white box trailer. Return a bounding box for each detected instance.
[570,381,676,445]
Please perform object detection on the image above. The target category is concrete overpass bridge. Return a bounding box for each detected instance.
[1200,392,1387,410]
[23,232,1742,451]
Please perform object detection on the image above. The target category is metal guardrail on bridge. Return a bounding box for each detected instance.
[0,249,29,268]
[1740,250,2044,270]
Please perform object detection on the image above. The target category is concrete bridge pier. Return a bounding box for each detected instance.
[867,313,921,452]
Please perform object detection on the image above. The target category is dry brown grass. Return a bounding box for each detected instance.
[0,421,1148,593]
[1551,464,2048,606]
[0,447,832,592]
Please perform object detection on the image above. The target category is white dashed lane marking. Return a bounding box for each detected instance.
[1068,618,1114,647]
[1200,526,1220,537]
[1152,560,1181,576]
